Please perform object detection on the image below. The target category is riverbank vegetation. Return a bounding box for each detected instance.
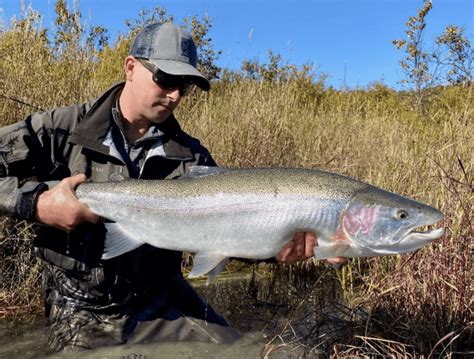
[1,1,472,356]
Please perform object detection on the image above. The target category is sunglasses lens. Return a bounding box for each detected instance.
[137,59,194,96]
[153,70,193,96]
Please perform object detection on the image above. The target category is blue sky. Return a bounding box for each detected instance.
[1,0,473,89]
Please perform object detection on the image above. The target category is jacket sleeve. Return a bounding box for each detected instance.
[0,176,49,220]
[0,112,66,220]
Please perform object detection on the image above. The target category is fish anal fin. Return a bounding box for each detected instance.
[102,223,144,260]
[188,252,229,283]
[205,258,229,285]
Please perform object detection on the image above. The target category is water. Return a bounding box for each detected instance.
[1,265,351,358]
[0,316,50,358]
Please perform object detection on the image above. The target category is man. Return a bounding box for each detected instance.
[0,22,345,351]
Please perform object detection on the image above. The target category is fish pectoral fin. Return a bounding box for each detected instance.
[314,242,350,260]
[102,223,144,260]
[188,252,229,284]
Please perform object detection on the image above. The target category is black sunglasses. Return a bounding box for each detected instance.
[137,58,194,96]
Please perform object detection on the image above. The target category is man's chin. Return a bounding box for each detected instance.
[147,110,172,123]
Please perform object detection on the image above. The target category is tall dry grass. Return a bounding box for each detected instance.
[0,7,472,356]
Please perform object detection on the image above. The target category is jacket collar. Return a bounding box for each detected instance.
[69,82,193,160]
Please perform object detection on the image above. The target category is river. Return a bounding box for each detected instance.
[1,265,350,358]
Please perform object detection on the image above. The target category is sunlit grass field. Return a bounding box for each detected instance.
[1,9,472,356]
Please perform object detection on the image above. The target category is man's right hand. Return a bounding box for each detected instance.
[35,173,100,231]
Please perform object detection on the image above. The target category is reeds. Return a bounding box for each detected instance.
[0,218,42,318]
[1,8,472,356]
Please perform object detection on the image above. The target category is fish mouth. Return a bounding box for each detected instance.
[373,226,445,256]
[403,226,445,244]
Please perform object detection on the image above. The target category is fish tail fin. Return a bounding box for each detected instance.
[102,223,144,259]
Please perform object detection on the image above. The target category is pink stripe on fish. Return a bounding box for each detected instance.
[342,205,379,237]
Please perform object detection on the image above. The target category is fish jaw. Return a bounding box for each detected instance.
[393,227,445,254]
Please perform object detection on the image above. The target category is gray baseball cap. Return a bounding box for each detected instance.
[130,22,210,91]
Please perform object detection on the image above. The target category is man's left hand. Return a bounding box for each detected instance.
[276,232,315,264]
[276,232,348,267]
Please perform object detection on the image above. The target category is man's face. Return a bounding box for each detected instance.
[125,57,183,124]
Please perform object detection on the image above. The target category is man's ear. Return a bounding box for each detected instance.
[124,56,137,81]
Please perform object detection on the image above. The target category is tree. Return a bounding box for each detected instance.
[240,49,317,83]
[53,0,108,58]
[393,0,473,111]
[434,25,472,86]
[393,0,433,109]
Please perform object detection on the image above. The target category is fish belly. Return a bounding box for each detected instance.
[89,193,343,260]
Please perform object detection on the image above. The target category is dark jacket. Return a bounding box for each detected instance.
[0,82,216,311]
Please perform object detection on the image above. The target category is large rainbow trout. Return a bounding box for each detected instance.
[76,167,444,282]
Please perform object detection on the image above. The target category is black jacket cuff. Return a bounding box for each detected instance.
[16,182,49,221]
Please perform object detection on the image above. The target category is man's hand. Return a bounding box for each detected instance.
[276,231,348,267]
[276,232,315,264]
[35,173,100,231]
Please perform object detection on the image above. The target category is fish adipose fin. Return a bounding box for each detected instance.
[188,252,229,284]
[185,166,229,178]
[314,242,350,260]
[102,223,144,260]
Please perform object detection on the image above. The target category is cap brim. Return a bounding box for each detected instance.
[149,59,211,91]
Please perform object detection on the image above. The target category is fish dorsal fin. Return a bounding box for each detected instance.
[108,172,127,182]
[102,223,144,259]
[185,166,229,178]
[188,252,229,284]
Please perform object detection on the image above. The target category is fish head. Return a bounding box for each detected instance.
[341,188,445,256]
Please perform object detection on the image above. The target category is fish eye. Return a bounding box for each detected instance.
[395,210,409,220]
